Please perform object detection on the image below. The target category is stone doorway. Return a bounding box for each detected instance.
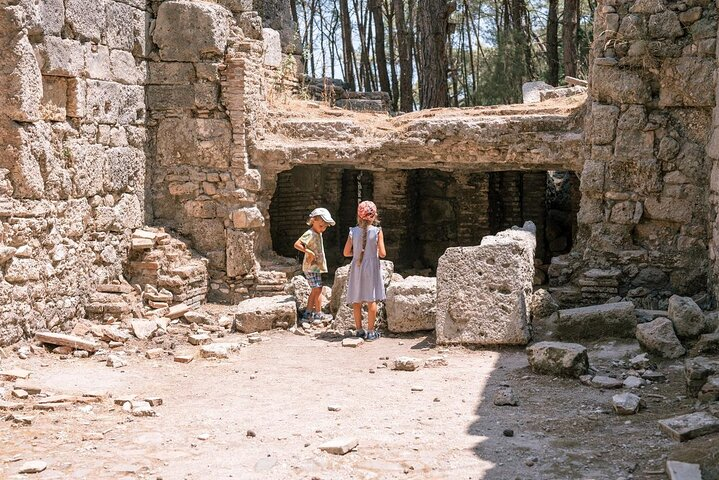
[268,166,580,278]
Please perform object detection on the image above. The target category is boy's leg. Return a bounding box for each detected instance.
[312,286,322,313]
[352,303,363,330]
[367,302,377,331]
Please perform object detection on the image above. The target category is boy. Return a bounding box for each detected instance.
[294,207,335,323]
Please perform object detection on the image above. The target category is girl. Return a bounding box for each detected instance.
[343,200,387,341]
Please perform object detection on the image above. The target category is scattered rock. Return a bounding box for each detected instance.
[200,343,239,359]
[18,460,47,474]
[635,317,686,359]
[612,392,643,415]
[174,353,194,363]
[668,295,705,338]
[591,376,624,389]
[247,333,262,344]
[131,320,159,340]
[145,348,163,359]
[318,436,358,455]
[197,433,210,440]
[659,411,719,441]
[623,376,645,389]
[246,429,256,437]
[493,387,519,406]
[555,302,637,340]
[34,332,98,352]
[0,369,32,380]
[666,461,702,480]
[411,386,424,392]
[392,356,423,371]
[424,356,448,368]
[530,288,559,319]
[503,429,514,437]
[526,341,589,378]
[342,338,363,348]
[106,354,127,368]
[184,310,215,325]
[188,333,212,345]
[328,405,341,411]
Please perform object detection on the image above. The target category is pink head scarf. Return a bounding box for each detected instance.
[357,201,377,221]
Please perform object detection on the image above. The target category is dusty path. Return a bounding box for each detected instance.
[0,329,713,480]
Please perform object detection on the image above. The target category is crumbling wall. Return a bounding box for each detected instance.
[0,1,149,345]
[558,0,718,307]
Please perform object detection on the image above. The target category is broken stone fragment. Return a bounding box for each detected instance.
[200,343,239,359]
[554,302,637,340]
[174,353,194,363]
[659,411,719,441]
[699,376,719,402]
[145,348,163,359]
[0,400,24,410]
[318,437,358,455]
[590,376,623,389]
[101,326,130,343]
[526,341,589,378]
[34,332,98,353]
[493,387,519,406]
[529,288,559,320]
[612,392,644,415]
[690,333,719,356]
[19,460,47,474]
[188,333,211,345]
[234,295,297,333]
[665,461,702,480]
[385,276,437,333]
[623,376,645,389]
[668,295,705,339]
[124,400,156,417]
[247,333,262,344]
[341,338,363,348]
[167,303,190,319]
[392,356,423,371]
[106,354,127,368]
[131,319,159,340]
[184,310,215,325]
[424,356,448,368]
[635,317,686,359]
[0,369,32,380]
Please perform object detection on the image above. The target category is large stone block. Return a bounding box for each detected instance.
[106,1,147,54]
[156,118,231,168]
[386,276,436,333]
[636,317,686,358]
[153,1,231,62]
[35,36,84,78]
[37,0,64,36]
[40,76,67,121]
[659,58,715,107]
[110,50,146,85]
[226,229,256,277]
[67,142,105,197]
[526,341,589,378]
[263,28,282,67]
[436,222,536,346]
[148,62,196,85]
[85,81,145,125]
[84,43,111,81]
[590,103,619,145]
[591,65,651,105]
[555,302,637,340]
[234,295,296,332]
[104,146,144,193]
[668,295,705,338]
[146,85,195,110]
[65,0,106,42]
[2,31,42,122]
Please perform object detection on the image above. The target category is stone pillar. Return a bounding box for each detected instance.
[372,169,410,266]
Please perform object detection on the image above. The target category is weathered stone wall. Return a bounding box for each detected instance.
[557,0,718,307]
[0,0,149,345]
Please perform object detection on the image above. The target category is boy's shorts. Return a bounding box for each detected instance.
[304,271,322,288]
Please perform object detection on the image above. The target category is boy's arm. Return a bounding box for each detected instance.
[294,239,315,258]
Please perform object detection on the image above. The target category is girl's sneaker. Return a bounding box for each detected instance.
[365,330,381,342]
[354,329,366,339]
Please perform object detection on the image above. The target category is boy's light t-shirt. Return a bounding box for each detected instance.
[298,229,327,273]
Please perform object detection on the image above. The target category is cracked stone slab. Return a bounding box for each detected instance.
[658,411,719,441]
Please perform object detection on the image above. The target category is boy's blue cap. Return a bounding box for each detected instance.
[307,207,335,226]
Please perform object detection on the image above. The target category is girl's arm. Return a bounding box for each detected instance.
[377,229,386,258]
[343,235,353,257]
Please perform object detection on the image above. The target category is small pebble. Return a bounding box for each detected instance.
[328,405,341,412]
[246,429,256,437]
[503,429,514,437]
[411,386,424,392]
[433,397,440,402]
[197,434,210,440]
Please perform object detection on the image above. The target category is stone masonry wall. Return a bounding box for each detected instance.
[0,0,148,345]
[557,0,718,307]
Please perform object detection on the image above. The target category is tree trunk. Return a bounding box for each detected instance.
[547,0,559,85]
[370,0,391,95]
[394,0,413,112]
[563,0,578,78]
[339,0,356,90]
[386,0,399,111]
[416,0,454,108]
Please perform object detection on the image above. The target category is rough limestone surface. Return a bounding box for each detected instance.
[386,276,437,333]
[529,288,559,319]
[635,317,686,359]
[234,295,296,333]
[153,1,231,62]
[526,341,590,378]
[612,392,643,415]
[554,302,637,340]
[436,223,536,345]
[668,295,705,338]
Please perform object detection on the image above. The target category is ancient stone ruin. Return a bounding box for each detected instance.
[0,0,717,351]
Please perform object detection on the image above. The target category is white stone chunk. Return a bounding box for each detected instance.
[636,317,686,359]
[436,223,535,345]
[526,341,589,378]
[666,461,702,480]
[318,437,358,455]
[659,411,719,441]
[234,295,296,333]
[612,392,643,415]
[386,276,436,333]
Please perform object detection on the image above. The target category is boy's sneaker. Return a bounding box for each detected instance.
[365,330,381,342]
[354,329,366,339]
[312,312,333,322]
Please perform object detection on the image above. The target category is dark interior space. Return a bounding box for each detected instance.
[269,166,580,278]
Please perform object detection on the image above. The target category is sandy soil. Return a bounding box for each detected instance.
[0,317,716,480]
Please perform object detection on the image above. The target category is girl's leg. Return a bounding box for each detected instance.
[352,303,363,330]
[367,302,377,331]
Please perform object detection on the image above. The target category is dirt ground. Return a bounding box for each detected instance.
[1,313,717,480]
